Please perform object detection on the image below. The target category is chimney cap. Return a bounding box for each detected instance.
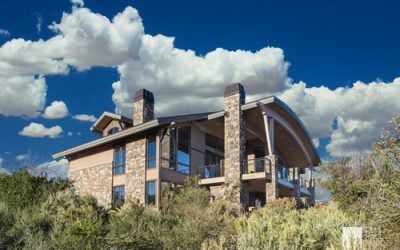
[134,89,154,103]
[224,83,245,98]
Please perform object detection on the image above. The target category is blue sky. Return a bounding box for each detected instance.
[0,0,399,173]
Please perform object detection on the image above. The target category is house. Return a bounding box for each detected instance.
[53,83,320,209]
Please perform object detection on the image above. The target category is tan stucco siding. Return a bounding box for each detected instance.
[69,146,113,171]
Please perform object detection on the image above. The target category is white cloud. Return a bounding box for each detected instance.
[73,114,97,122]
[71,0,84,8]
[0,29,10,36]
[279,78,400,157]
[67,131,73,136]
[0,158,10,175]
[36,158,69,178]
[42,101,68,119]
[0,75,46,117]
[16,154,28,161]
[19,122,63,138]
[113,34,289,116]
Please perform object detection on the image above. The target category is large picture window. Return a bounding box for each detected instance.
[113,145,126,175]
[147,136,156,168]
[146,180,156,205]
[112,185,125,208]
[176,126,190,174]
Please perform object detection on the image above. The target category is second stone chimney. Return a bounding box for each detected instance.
[133,89,154,126]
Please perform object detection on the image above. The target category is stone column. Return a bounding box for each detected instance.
[126,138,147,204]
[133,89,154,126]
[266,155,278,203]
[223,83,248,206]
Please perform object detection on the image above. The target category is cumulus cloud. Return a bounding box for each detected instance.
[0,29,10,36]
[44,102,67,118]
[279,78,400,157]
[0,75,46,117]
[42,101,68,119]
[0,158,11,175]
[73,114,97,122]
[19,122,63,138]
[0,5,143,117]
[67,131,73,136]
[113,34,289,116]
[36,158,69,178]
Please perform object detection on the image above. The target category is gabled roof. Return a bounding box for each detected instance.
[91,111,133,133]
[53,112,210,159]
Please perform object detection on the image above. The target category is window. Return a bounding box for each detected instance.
[205,134,224,152]
[147,136,156,168]
[176,127,191,174]
[112,185,125,208]
[113,145,126,175]
[146,180,156,205]
[107,127,120,135]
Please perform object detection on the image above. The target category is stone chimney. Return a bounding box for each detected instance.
[133,89,154,126]
[223,83,248,206]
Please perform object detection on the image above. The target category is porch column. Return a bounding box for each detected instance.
[258,102,274,156]
[265,155,278,203]
[292,167,301,206]
[306,166,315,205]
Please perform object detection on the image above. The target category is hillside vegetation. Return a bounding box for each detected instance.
[1,118,398,249]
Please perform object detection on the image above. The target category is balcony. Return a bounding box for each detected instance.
[198,163,225,185]
[242,157,272,180]
[299,176,315,196]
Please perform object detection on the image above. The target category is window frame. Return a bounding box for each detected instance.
[112,185,125,208]
[145,180,157,205]
[113,144,126,175]
[146,135,157,169]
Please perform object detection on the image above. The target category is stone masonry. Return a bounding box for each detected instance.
[126,137,147,204]
[69,162,113,207]
[266,155,278,202]
[133,89,154,126]
[223,83,249,206]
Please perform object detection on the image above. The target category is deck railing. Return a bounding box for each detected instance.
[243,157,272,174]
[198,162,224,179]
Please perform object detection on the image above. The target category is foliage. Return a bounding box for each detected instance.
[235,198,359,249]
[323,117,400,247]
[0,169,69,209]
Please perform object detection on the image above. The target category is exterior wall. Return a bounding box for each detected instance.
[210,185,225,200]
[126,137,147,204]
[69,162,113,207]
[69,146,113,171]
[102,120,122,137]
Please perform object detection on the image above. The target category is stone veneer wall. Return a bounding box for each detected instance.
[69,162,113,207]
[126,138,147,204]
[223,83,248,206]
[265,155,278,202]
[133,99,154,126]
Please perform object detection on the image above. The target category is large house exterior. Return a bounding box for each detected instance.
[53,83,320,209]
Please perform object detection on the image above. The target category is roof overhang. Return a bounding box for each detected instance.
[91,112,133,133]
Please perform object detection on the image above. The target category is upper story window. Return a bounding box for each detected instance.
[112,185,125,208]
[205,133,224,153]
[147,136,157,169]
[107,127,120,135]
[113,145,126,175]
[174,126,191,174]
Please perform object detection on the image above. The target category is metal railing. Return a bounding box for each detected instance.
[198,163,224,179]
[299,176,315,189]
[277,164,290,182]
[243,157,272,174]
